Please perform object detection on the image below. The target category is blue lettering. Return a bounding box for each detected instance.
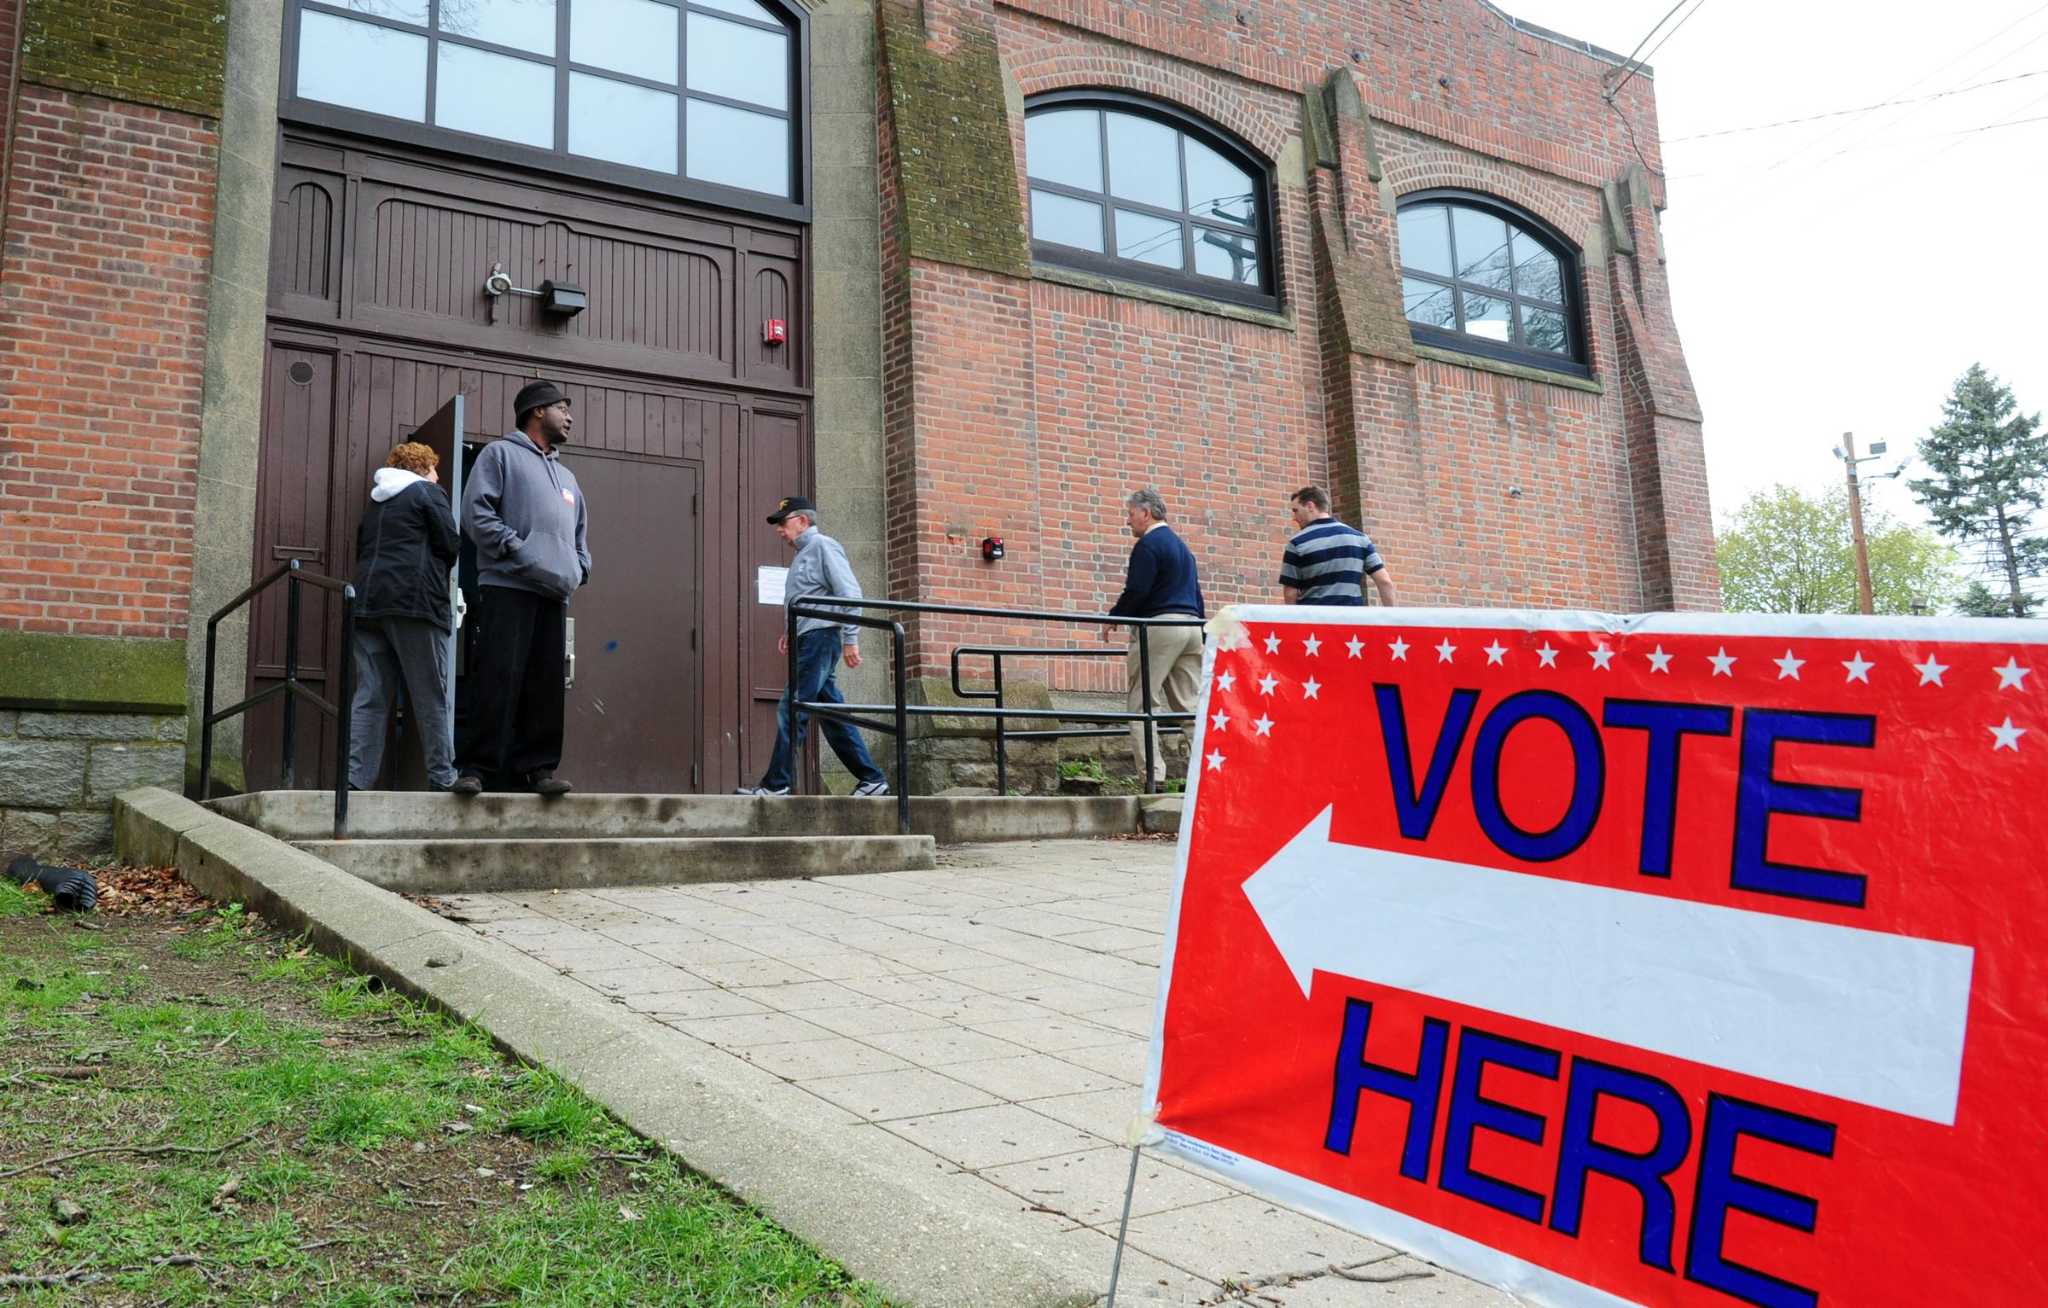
[1602,700,1734,879]
[1685,1094,1834,1308]
[1439,1028,1560,1223]
[1731,710,1875,907]
[1374,685,1479,842]
[1550,1059,1692,1271]
[1324,998,1449,1182]
[1469,690,1605,862]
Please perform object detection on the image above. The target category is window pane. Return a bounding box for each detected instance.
[1193,225,1259,284]
[1105,113,1180,209]
[691,0,776,20]
[686,13,788,111]
[1402,276,1455,329]
[435,42,555,147]
[297,12,427,119]
[1511,230,1564,305]
[438,0,557,55]
[1452,207,1512,291]
[573,0,678,84]
[1397,205,1451,276]
[570,72,676,171]
[686,97,788,195]
[1521,305,1568,354]
[1184,136,1254,227]
[1462,292,1512,342]
[1031,189,1103,252]
[1025,109,1102,192]
[327,0,429,25]
[1115,209,1183,269]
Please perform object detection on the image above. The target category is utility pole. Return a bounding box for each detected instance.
[1835,431,1885,615]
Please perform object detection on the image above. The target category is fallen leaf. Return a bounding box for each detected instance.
[475,1167,496,1179]
[443,1121,473,1136]
[50,1197,88,1226]
[618,1205,642,1222]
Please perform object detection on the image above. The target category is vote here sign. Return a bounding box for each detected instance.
[1144,607,2046,1308]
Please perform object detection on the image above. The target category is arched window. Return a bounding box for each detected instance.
[1024,94,1275,309]
[284,0,803,210]
[1397,192,1586,376]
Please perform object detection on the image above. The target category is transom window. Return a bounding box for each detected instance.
[1024,95,1275,309]
[1397,192,1585,376]
[288,0,797,200]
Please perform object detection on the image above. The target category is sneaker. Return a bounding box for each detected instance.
[851,779,891,797]
[450,774,483,797]
[734,785,790,797]
[528,771,573,797]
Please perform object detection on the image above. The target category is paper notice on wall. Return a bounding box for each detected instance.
[756,566,788,606]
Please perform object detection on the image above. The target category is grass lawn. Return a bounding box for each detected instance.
[0,871,892,1306]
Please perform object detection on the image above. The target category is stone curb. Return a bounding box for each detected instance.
[110,786,1105,1308]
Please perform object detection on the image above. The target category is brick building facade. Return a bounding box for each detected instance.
[0,0,1712,851]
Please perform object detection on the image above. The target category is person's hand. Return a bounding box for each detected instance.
[1099,623,1115,643]
[777,634,788,656]
[843,644,862,669]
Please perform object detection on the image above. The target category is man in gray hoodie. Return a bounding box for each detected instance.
[451,379,591,797]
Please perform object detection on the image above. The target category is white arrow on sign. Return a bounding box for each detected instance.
[1241,807,1974,1126]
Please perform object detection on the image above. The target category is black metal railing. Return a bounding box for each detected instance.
[785,597,1203,834]
[199,559,357,839]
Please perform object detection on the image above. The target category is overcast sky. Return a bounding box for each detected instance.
[1497,0,2048,549]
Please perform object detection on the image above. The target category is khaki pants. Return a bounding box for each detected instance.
[1126,622,1205,785]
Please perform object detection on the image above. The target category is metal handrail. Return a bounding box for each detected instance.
[199,559,357,839]
[948,645,1188,796]
[785,597,1203,834]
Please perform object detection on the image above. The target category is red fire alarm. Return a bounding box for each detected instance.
[981,535,1005,562]
[762,318,786,345]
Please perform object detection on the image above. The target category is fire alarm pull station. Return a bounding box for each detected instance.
[981,536,1005,562]
[762,318,786,345]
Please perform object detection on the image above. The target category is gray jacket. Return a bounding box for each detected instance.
[785,526,864,643]
[462,431,591,603]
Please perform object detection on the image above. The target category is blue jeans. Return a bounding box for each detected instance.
[760,627,885,790]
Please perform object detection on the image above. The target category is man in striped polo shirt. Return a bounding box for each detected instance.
[1278,486,1398,606]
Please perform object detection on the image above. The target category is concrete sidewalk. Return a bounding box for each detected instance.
[438,838,1518,1306]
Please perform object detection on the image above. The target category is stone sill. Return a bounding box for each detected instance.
[1031,264,1295,331]
[1413,344,1605,394]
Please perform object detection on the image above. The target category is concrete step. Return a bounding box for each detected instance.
[296,833,937,894]
[214,791,1147,844]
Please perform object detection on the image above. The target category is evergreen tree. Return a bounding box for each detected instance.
[1908,365,2047,617]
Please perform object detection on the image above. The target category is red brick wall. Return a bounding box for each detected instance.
[0,86,214,638]
[879,0,1714,686]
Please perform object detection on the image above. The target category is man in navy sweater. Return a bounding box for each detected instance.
[1105,488,1205,788]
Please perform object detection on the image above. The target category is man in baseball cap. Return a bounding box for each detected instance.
[737,495,889,797]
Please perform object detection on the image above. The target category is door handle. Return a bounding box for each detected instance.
[564,616,576,690]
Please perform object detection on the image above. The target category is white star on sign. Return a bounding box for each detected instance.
[1435,639,1458,663]
[1389,638,1410,661]
[1302,677,1322,700]
[1989,718,2026,752]
[1216,671,1236,692]
[1913,656,1947,687]
[1708,647,1737,677]
[1589,645,1615,670]
[1258,674,1279,696]
[1536,643,1559,668]
[1206,748,1227,771]
[1842,652,1874,684]
[1345,635,1365,658]
[1303,634,1322,656]
[1210,710,1230,732]
[1264,632,1283,654]
[1253,714,1274,737]
[1484,641,1507,665]
[1647,646,1673,674]
[1775,650,1805,680]
[1995,658,2032,690]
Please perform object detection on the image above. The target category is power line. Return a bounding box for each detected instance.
[1667,67,2048,143]
[1635,0,1709,72]
[1605,0,1695,103]
[1765,1,2048,171]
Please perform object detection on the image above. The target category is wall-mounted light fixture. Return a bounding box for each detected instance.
[483,261,587,316]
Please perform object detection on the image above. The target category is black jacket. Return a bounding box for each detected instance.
[354,476,460,625]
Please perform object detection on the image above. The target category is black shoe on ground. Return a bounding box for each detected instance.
[450,774,483,797]
[529,771,573,797]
